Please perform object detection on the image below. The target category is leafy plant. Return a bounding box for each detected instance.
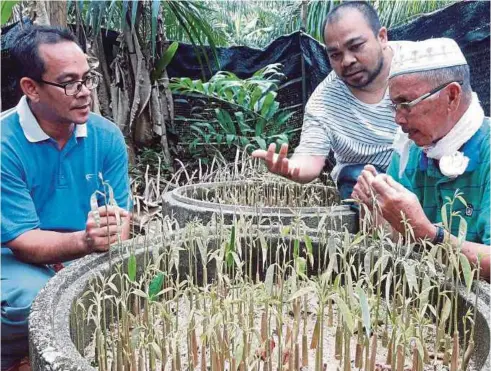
[170,63,298,156]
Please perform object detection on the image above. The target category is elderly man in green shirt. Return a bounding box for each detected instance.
[352,38,490,281]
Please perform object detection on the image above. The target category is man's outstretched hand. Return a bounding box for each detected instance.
[84,206,131,253]
[251,143,300,180]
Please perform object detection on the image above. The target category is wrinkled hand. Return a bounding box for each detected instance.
[85,206,131,252]
[351,165,379,208]
[370,174,434,239]
[251,143,300,180]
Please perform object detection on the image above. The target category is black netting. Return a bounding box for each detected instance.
[1,2,489,151]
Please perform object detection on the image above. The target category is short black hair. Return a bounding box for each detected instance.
[322,1,382,42]
[9,25,79,82]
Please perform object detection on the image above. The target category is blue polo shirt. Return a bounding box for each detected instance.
[1,96,131,244]
[387,118,490,244]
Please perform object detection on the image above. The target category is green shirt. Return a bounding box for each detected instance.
[387,118,490,245]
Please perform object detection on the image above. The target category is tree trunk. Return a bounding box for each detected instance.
[301,0,308,30]
[47,0,67,27]
[30,0,50,26]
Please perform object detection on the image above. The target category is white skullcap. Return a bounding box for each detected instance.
[389,38,467,79]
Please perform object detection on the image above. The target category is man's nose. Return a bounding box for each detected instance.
[76,83,92,97]
[395,110,407,126]
[342,53,356,67]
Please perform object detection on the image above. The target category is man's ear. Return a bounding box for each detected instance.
[19,77,41,103]
[378,27,388,47]
[447,82,463,113]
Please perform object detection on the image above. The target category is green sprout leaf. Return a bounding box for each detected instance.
[128,255,137,282]
[356,286,371,338]
[149,273,165,301]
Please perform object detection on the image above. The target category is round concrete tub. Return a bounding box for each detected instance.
[162,180,358,232]
[29,233,491,371]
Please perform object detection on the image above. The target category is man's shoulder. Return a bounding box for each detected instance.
[87,113,123,137]
[0,108,23,143]
[308,71,347,104]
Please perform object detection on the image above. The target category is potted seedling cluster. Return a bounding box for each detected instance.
[63,190,486,371]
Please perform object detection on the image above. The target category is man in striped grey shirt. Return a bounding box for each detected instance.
[253,1,401,199]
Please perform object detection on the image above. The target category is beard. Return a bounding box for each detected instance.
[343,52,384,89]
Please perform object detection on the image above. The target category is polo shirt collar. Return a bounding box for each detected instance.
[419,121,486,172]
[17,95,88,143]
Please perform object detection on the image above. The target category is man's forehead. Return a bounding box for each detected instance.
[389,74,429,97]
[38,42,89,77]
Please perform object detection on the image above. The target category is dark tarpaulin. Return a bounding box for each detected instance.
[1,1,489,117]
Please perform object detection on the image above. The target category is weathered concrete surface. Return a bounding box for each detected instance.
[29,234,491,370]
[162,181,359,233]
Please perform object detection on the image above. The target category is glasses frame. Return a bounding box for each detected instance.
[38,74,100,96]
[390,80,463,113]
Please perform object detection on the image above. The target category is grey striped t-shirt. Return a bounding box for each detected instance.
[295,42,404,182]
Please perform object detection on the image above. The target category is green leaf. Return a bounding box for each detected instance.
[254,136,266,150]
[225,134,235,146]
[288,285,315,302]
[255,118,265,137]
[458,216,468,242]
[295,256,306,276]
[403,261,418,294]
[128,255,137,282]
[149,273,165,301]
[441,204,448,230]
[293,239,300,258]
[264,264,275,296]
[459,253,473,293]
[456,195,468,207]
[332,295,354,333]
[260,92,275,117]
[250,86,263,111]
[304,234,314,267]
[151,41,179,82]
[1,0,19,25]
[356,286,371,338]
[226,225,236,268]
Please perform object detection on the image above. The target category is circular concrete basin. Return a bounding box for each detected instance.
[162,180,358,232]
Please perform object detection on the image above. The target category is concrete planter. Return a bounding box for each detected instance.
[29,230,491,371]
[162,180,358,232]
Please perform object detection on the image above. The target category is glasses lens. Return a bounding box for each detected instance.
[65,82,80,96]
[85,75,99,90]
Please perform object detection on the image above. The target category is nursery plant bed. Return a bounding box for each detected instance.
[29,223,490,371]
[162,180,358,232]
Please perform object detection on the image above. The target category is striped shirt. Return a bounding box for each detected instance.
[295,42,405,182]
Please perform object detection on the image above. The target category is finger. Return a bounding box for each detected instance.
[356,174,371,195]
[251,149,268,159]
[386,175,406,192]
[89,225,120,238]
[97,206,129,217]
[92,234,119,252]
[371,175,397,198]
[97,216,119,227]
[276,143,288,163]
[283,158,293,176]
[351,185,370,205]
[360,169,376,187]
[265,143,276,166]
[364,164,378,177]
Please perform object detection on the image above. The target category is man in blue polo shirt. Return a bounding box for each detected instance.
[1,26,132,370]
[352,38,490,281]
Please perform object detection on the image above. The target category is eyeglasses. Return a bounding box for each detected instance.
[389,80,463,113]
[38,74,100,96]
